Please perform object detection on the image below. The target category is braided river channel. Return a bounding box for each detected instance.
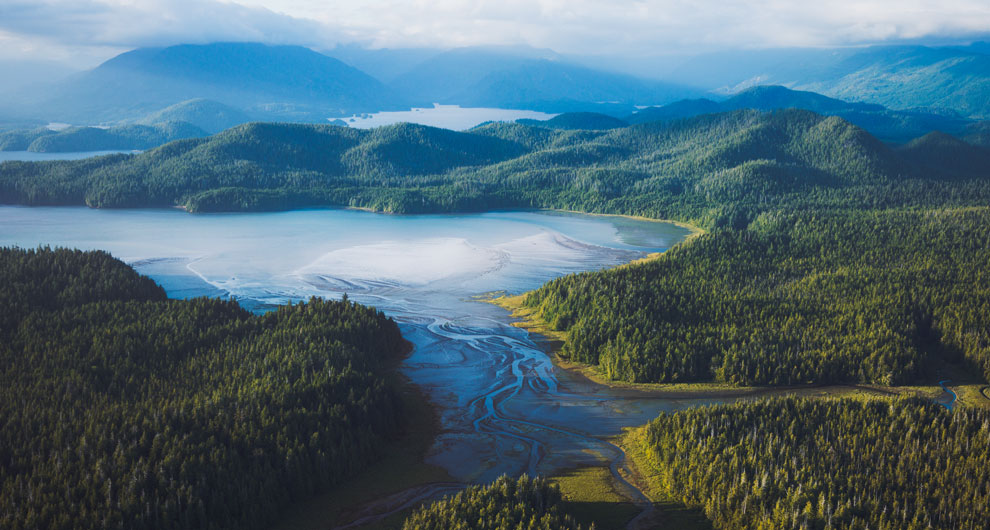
[1,206,723,526]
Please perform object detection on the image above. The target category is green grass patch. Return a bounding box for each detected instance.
[617,429,714,530]
[551,466,639,530]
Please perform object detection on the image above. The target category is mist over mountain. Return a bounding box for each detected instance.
[664,43,990,119]
[388,47,699,114]
[23,43,404,125]
[136,99,254,134]
[3,40,989,138]
[323,44,447,83]
[798,44,990,119]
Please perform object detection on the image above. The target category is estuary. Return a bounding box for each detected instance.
[0,206,714,527]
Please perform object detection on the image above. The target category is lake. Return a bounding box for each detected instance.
[0,150,140,162]
[0,206,716,518]
[339,104,556,130]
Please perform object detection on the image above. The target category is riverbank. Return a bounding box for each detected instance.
[493,289,990,405]
[270,343,454,530]
[488,230,990,406]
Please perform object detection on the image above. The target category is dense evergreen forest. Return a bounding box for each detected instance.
[3,104,990,530]
[2,110,989,228]
[0,247,408,530]
[635,397,990,530]
[523,208,990,385]
[401,475,587,530]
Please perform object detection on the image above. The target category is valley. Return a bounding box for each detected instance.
[3,22,990,529]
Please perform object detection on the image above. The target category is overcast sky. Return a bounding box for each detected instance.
[1,0,989,67]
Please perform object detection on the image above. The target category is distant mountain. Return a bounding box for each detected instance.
[137,99,253,134]
[666,44,990,119]
[626,99,722,123]
[389,47,697,114]
[323,44,443,83]
[0,122,206,152]
[627,85,974,142]
[963,121,990,147]
[797,45,990,119]
[516,112,628,130]
[31,43,404,124]
[898,131,990,178]
[388,47,560,104]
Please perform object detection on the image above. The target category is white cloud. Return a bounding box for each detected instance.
[1,0,988,66]
[0,0,336,65]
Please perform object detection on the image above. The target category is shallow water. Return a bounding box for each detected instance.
[0,206,716,488]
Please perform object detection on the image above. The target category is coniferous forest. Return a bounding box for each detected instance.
[0,247,408,530]
[3,106,990,530]
[524,208,990,385]
[5,1,990,526]
[635,397,990,530]
[401,475,587,530]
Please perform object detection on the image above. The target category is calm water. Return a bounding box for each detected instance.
[0,206,715,514]
[0,150,140,162]
[339,104,556,130]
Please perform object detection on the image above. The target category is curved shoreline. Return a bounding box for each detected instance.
[486,226,971,404]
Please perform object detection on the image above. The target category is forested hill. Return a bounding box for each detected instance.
[524,208,990,385]
[0,247,408,530]
[634,397,990,530]
[2,109,989,228]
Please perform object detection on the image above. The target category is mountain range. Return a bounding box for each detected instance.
[385,47,698,113]
[667,43,990,119]
[623,85,978,142]
[1,41,989,140]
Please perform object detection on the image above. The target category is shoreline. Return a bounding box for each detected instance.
[491,291,918,400]
[541,207,706,240]
[487,235,979,404]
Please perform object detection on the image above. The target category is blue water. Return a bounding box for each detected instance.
[0,205,712,509]
[0,150,140,162]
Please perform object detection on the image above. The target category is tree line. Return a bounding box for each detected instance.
[402,475,588,530]
[636,397,990,530]
[523,208,990,385]
[0,247,408,530]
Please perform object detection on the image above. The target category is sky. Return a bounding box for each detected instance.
[1,0,989,68]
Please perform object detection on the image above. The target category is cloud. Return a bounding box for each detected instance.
[1,0,988,66]
[303,0,990,54]
[0,0,337,64]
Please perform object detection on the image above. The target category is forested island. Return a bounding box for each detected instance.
[0,247,409,530]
